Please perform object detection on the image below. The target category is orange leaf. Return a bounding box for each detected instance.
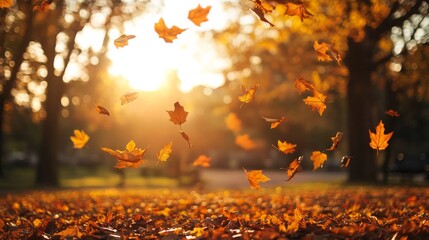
[193,154,211,167]
[303,90,327,116]
[235,134,256,150]
[70,130,89,149]
[286,156,303,181]
[114,34,136,48]
[180,131,192,148]
[154,18,187,43]
[243,168,270,190]
[294,77,315,94]
[326,132,343,151]
[96,105,110,116]
[101,140,148,169]
[385,109,400,117]
[1,0,13,8]
[225,113,242,133]
[157,142,173,163]
[251,0,275,27]
[261,116,285,129]
[188,4,211,26]
[369,120,393,155]
[120,92,139,105]
[272,140,296,154]
[340,156,351,168]
[33,0,51,12]
[167,101,189,126]
[238,84,259,107]
[314,41,333,62]
[311,151,327,171]
[284,2,313,22]
[55,226,83,238]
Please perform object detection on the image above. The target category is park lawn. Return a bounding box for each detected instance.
[1,184,428,239]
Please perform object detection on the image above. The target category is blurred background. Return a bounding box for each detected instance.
[0,0,428,189]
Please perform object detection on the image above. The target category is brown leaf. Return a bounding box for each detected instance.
[243,168,270,190]
[96,105,110,116]
[167,101,189,126]
[286,156,303,181]
[284,1,313,22]
[311,151,327,171]
[385,109,400,117]
[326,132,343,151]
[154,18,187,43]
[251,0,275,27]
[70,129,89,149]
[272,140,297,154]
[180,131,192,148]
[193,154,211,167]
[120,92,139,105]
[114,34,136,48]
[261,116,285,129]
[188,4,211,26]
[369,120,393,155]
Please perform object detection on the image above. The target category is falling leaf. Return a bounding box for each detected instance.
[235,134,256,150]
[326,132,343,151]
[340,156,351,168]
[101,140,148,169]
[251,0,275,27]
[238,84,259,108]
[284,1,313,22]
[193,155,211,167]
[385,109,400,117]
[294,77,316,94]
[272,140,297,154]
[154,18,187,43]
[157,142,173,164]
[167,101,189,127]
[311,151,327,171]
[225,113,242,133]
[303,90,327,116]
[33,0,51,12]
[330,42,342,65]
[369,120,393,155]
[188,4,211,26]
[70,130,89,149]
[180,131,192,148]
[120,92,139,105]
[114,34,136,48]
[285,156,303,181]
[261,116,285,129]
[0,0,13,8]
[314,41,333,62]
[96,105,110,116]
[243,168,270,190]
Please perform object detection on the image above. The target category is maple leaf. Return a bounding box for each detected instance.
[193,154,211,167]
[326,132,343,151]
[114,34,136,48]
[238,84,259,108]
[235,134,256,150]
[188,4,211,26]
[0,0,13,8]
[272,140,296,154]
[120,92,139,105]
[314,41,333,62]
[225,113,242,133]
[243,168,270,190]
[303,90,327,116]
[101,140,148,169]
[340,156,352,168]
[261,116,286,129]
[369,120,393,155]
[70,130,89,149]
[33,0,51,12]
[284,1,313,22]
[285,156,303,181]
[294,77,315,94]
[385,109,400,117]
[167,101,189,127]
[96,105,110,116]
[157,142,173,164]
[251,0,275,27]
[180,131,192,148]
[154,18,187,43]
[311,151,327,171]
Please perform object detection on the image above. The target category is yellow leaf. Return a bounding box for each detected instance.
[114,34,136,48]
[369,120,393,155]
[314,41,333,62]
[283,2,313,22]
[188,4,211,26]
[273,140,296,154]
[238,84,259,107]
[243,168,270,190]
[154,18,187,43]
[157,142,173,162]
[311,151,327,171]
[303,90,327,116]
[193,154,211,167]
[70,130,89,149]
[126,140,136,152]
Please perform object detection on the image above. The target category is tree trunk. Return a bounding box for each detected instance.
[345,36,378,183]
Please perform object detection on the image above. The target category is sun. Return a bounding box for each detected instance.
[107,0,231,93]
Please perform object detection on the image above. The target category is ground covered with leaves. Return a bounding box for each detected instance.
[1,185,428,239]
